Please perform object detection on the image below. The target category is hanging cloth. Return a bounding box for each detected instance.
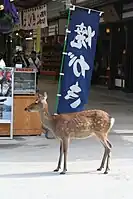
[4,0,19,24]
[0,0,19,34]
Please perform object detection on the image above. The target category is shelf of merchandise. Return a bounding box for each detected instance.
[40,35,64,80]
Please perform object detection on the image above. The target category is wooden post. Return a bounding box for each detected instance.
[6,35,12,67]
[36,25,41,53]
[108,24,118,90]
[124,22,133,93]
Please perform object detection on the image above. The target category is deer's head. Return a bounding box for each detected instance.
[25,92,49,115]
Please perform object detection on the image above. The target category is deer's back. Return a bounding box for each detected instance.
[53,110,111,139]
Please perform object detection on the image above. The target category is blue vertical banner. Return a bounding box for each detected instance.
[4,0,19,24]
[57,6,102,114]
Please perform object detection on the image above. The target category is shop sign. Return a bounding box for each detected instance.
[22,5,48,30]
[48,24,58,36]
[0,67,14,139]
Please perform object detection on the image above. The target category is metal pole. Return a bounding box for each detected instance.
[54,8,71,113]
[10,68,14,139]
[66,3,104,14]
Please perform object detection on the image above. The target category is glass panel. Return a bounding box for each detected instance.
[14,72,35,82]
[14,72,36,94]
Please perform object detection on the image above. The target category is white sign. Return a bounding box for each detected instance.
[15,64,22,69]
[22,5,47,30]
[48,24,58,36]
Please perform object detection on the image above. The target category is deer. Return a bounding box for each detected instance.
[25,92,115,175]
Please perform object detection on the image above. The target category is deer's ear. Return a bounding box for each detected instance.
[44,92,48,100]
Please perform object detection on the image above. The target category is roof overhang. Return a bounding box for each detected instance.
[14,0,49,9]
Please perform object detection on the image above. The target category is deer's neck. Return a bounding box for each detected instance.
[39,110,55,132]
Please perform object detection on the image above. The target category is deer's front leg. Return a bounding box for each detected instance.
[54,140,63,172]
[60,138,69,175]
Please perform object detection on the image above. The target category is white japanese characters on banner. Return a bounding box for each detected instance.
[67,52,90,78]
[22,5,47,30]
[70,22,95,49]
[64,81,81,108]
[57,6,102,114]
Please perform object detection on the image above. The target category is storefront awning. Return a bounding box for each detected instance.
[15,0,49,9]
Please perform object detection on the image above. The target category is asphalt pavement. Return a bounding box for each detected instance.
[0,79,133,199]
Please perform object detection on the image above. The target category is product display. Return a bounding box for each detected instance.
[0,68,42,137]
[14,69,36,94]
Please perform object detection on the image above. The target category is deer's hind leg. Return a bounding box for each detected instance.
[104,139,112,174]
[97,141,108,171]
[97,135,112,174]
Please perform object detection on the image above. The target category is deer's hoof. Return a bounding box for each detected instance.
[97,167,103,171]
[53,168,60,172]
[60,171,66,175]
[104,171,108,174]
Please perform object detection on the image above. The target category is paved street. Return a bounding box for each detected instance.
[0,79,133,199]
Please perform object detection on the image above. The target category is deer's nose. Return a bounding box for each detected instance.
[24,107,28,111]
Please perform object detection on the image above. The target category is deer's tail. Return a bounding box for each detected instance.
[105,116,115,148]
[110,117,115,129]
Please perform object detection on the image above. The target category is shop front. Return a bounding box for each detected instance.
[94,22,126,90]
[89,0,133,93]
[0,68,42,138]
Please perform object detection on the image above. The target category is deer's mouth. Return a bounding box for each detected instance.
[24,107,30,112]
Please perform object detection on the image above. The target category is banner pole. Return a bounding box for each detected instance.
[66,4,104,14]
[54,8,71,114]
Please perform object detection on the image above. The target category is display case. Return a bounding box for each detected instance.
[14,69,36,95]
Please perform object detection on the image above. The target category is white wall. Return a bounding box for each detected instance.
[122,2,133,19]
[58,18,67,35]
[47,0,65,19]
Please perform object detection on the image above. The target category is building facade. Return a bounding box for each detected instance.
[75,0,133,92]
[12,0,133,92]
